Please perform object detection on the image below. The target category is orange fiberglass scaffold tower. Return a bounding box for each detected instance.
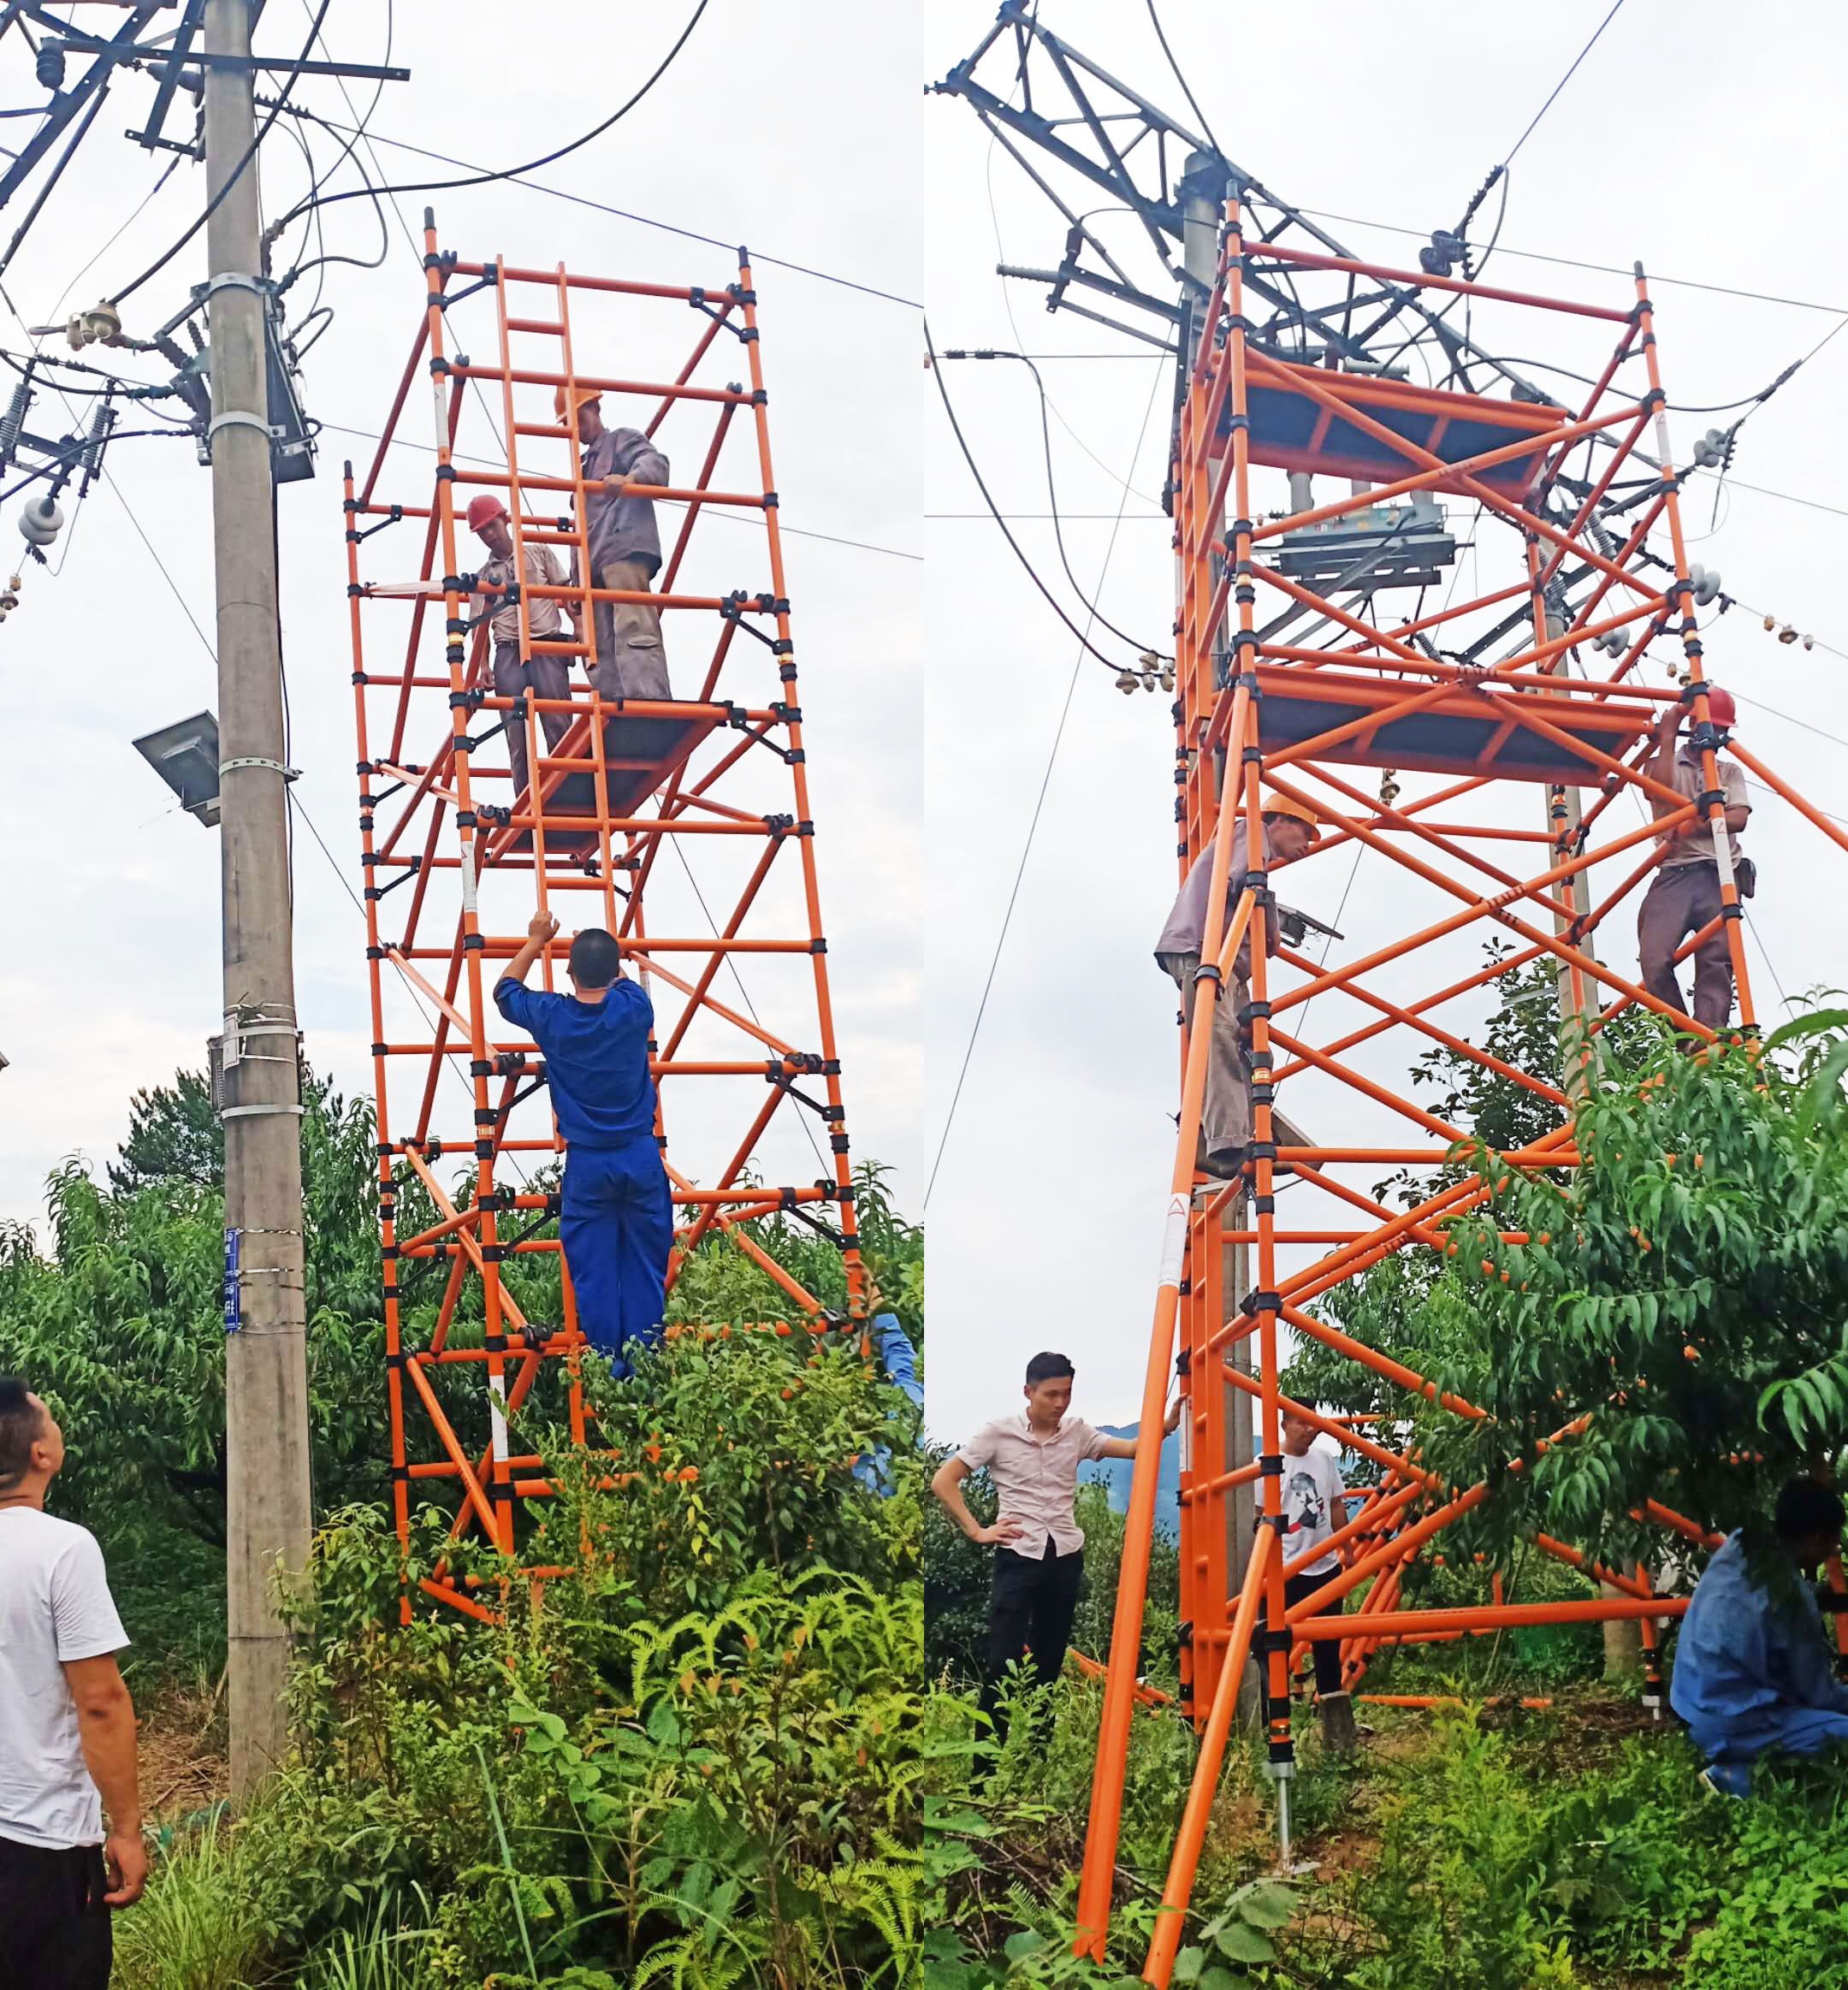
[342,218,865,1614]
[1073,212,1848,1974]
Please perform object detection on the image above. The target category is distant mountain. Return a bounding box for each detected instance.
[1079,1424,1182,1537]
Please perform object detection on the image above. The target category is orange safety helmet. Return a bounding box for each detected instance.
[1259,791,1318,828]
[465,493,507,534]
[554,382,602,423]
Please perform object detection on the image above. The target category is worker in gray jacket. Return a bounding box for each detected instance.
[557,385,672,717]
[1154,792,1317,1179]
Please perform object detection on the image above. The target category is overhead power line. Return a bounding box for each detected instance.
[1499,0,1629,169]
[939,346,1170,656]
[1144,0,1225,166]
[1294,204,1848,318]
[109,0,333,305]
[926,357,1167,1209]
[315,419,918,563]
[274,107,917,311]
[270,2,711,232]
[924,317,1138,675]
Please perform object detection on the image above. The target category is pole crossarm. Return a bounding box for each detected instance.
[347,228,869,1614]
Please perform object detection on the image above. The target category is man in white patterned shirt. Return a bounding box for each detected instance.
[933,1351,1180,1733]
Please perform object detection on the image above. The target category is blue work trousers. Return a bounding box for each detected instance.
[560,1138,672,1374]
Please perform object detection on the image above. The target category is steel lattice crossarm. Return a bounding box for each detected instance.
[341,222,866,1618]
[1073,206,1848,1979]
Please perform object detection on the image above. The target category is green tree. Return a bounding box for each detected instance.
[1413,1010,1848,1570]
[109,1066,222,1192]
[0,1067,390,1547]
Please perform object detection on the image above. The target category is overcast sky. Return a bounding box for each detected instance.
[924,0,1848,1441]
[0,6,921,1248]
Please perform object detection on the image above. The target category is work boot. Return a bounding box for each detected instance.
[1318,1691,1359,1759]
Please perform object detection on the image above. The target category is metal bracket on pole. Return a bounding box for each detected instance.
[220,1103,305,1119]
[206,410,278,448]
[201,270,269,302]
[220,755,299,778]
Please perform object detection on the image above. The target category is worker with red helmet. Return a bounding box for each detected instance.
[466,494,571,803]
[555,384,672,717]
[1638,681,1751,1033]
[1153,791,1318,1179]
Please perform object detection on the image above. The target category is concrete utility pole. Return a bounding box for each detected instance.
[204,0,313,1800]
[1180,151,1262,1720]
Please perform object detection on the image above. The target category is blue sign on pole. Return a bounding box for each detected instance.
[223,1225,241,1335]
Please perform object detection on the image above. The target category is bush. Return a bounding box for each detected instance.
[120,1323,925,1989]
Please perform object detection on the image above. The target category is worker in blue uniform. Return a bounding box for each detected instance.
[853,1312,923,1498]
[1670,1478,1848,1796]
[493,913,673,1377]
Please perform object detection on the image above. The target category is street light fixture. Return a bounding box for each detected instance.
[133,710,223,826]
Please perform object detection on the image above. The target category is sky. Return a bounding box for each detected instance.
[0,5,922,1247]
[923,0,1848,1441]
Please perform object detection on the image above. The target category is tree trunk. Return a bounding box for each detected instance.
[1602,1582,1643,1680]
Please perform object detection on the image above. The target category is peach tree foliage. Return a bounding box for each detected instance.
[1401,1011,1848,1568]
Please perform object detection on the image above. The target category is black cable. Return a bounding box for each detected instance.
[665,838,828,1178]
[925,357,1166,1210]
[1294,203,1848,321]
[1145,0,1225,162]
[109,1,333,307]
[270,0,709,234]
[924,317,1135,675]
[1372,167,1510,382]
[943,347,1170,658]
[314,418,920,563]
[271,0,394,305]
[264,106,918,311]
[1500,0,1628,169]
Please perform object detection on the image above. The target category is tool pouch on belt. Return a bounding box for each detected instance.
[1733,855,1756,899]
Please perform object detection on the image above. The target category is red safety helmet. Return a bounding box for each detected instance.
[465,493,508,535]
[1691,683,1736,728]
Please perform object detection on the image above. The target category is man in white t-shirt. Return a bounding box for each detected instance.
[0,1377,145,1987]
[1260,1406,1358,1757]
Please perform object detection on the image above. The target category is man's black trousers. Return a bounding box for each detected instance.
[0,1836,112,1990]
[1256,1570,1346,1721]
[981,1537,1084,1729]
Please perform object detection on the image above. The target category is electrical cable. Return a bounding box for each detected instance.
[941,346,1170,656]
[271,0,394,305]
[666,837,828,1177]
[279,0,512,465]
[263,105,918,311]
[1499,0,1628,169]
[1144,0,1225,163]
[1291,204,1848,320]
[270,1,710,234]
[924,358,1166,1209]
[314,418,919,563]
[1371,166,1510,382]
[981,120,1166,513]
[108,1,333,306]
[924,316,1138,675]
